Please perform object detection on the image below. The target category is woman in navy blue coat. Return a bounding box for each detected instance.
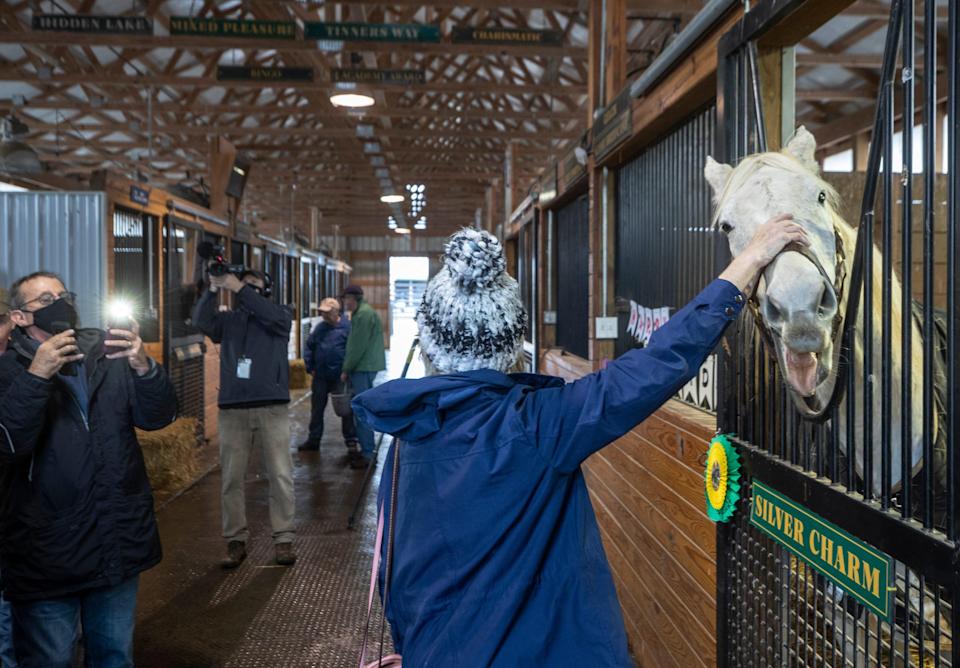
[354,216,807,666]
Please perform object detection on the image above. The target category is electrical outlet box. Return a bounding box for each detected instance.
[543,311,557,325]
[595,316,618,340]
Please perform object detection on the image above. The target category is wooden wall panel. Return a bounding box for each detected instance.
[540,347,717,667]
[584,402,718,666]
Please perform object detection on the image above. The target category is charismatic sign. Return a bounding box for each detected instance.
[538,165,557,206]
[559,139,587,192]
[305,22,441,43]
[32,14,153,35]
[704,434,740,523]
[678,354,717,412]
[593,89,633,160]
[129,185,151,207]
[450,26,563,46]
[217,66,314,82]
[750,479,893,619]
[169,17,296,39]
[331,68,425,85]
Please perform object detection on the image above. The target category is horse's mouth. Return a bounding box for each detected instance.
[777,341,826,398]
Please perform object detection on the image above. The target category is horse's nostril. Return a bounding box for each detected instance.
[817,281,838,319]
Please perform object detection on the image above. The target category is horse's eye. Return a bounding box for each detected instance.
[818,191,827,205]
[719,221,734,234]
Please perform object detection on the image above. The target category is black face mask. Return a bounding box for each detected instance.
[31,298,79,335]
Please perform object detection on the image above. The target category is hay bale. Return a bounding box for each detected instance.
[136,417,200,495]
[289,358,309,390]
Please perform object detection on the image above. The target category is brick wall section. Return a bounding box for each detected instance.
[540,349,718,667]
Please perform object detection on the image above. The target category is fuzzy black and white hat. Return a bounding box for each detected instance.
[417,228,527,373]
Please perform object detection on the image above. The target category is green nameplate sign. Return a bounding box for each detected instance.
[331,68,425,85]
[750,479,892,619]
[304,22,441,43]
[451,26,563,46]
[593,89,633,160]
[32,14,153,34]
[169,17,296,40]
[217,66,314,82]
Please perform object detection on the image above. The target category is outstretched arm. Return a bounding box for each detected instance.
[517,213,808,473]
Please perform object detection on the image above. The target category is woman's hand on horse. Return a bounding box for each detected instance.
[719,213,810,293]
[743,214,810,266]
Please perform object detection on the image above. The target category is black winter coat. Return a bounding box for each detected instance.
[0,328,178,601]
[191,285,293,408]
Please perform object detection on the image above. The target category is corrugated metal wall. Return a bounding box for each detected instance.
[615,105,717,356]
[0,192,106,327]
[556,195,589,359]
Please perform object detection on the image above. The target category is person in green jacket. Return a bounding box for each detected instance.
[339,284,386,469]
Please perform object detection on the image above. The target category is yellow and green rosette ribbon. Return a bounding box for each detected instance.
[705,434,740,523]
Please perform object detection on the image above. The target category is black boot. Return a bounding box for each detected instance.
[297,439,319,451]
[221,540,246,569]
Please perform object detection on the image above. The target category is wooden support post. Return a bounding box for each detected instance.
[759,47,784,150]
[854,131,871,171]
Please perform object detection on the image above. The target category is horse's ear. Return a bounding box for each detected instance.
[784,126,819,173]
[704,156,733,199]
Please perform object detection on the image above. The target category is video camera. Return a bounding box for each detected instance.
[197,241,245,278]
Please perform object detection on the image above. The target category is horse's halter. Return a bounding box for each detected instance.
[747,226,848,418]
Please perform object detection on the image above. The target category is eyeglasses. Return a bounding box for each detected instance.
[19,291,76,310]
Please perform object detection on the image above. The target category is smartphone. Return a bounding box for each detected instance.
[104,316,133,355]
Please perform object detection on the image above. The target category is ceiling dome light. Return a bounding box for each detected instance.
[330,93,375,108]
[381,194,404,204]
[394,227,411,235]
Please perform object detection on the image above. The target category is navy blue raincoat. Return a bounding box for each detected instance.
[352,279,744,666]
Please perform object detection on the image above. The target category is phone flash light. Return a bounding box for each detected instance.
[106,298,134,323]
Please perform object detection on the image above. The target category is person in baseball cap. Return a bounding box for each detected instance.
[338,283,385,469]
[300,297,357,452]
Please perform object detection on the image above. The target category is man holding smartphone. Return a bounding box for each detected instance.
[0,271,177,668]
[191,269,297,569]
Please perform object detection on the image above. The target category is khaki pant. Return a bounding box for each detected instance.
[218,404,295,545]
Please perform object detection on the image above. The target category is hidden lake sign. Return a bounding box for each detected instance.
[33,14,153,34]
[750,479,893,620]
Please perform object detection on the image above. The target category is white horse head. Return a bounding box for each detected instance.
[704,127,843,398]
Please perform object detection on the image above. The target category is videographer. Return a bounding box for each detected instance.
[191,267,297,569]
[0,271,177,667]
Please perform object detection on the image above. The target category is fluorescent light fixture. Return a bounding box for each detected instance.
[317,39,345,52]
[381,194,404,204]
[363,142,381,154]
[356,124,375,138]
[330,93,375,108]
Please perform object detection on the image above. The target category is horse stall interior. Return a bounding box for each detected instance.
[711,0,959,665]
[554,194,590,361]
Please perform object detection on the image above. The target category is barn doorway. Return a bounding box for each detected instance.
[388,256,428,380]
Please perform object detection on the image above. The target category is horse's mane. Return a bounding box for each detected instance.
[712,151,843,229]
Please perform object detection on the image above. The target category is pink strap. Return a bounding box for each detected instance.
[359,506,386,668]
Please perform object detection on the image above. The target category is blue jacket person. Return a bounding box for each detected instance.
[353,218,808,666]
